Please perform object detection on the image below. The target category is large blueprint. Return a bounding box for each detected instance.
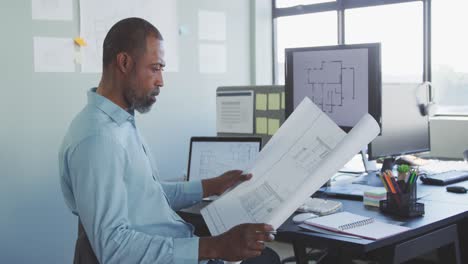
[201,97,380,235]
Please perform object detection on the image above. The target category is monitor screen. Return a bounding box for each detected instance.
[368,83,430,160]
[186,137,262,181]
[285,43,382,132]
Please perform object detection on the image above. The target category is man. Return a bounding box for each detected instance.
[59,17,280,264]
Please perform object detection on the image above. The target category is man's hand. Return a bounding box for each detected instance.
[199,223,275,261]
[201,170,252,197]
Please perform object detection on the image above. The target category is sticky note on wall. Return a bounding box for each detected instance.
[281,92,285,109]
[256,94,267,110]
[268,93,280,110]
[74,37,87,47]
[268,118,280,135]
[256,117,267,134]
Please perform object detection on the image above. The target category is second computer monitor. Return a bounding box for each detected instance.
[186,137,262,182]
[368,83,430,160]
[285,43,382,132]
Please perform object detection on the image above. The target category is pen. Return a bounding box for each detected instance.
[408,171,414,184]
[383,171,402,207]
[383,172,396,194]
[406,169,413,183]
[405,170,412,191]
[397,180,406,193]
[410,171,418,184]
[385,170,394,178]
[390,177,402,194]
[379,174,389,192]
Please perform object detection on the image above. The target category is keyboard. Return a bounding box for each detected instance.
[420,170,468,186]
[420,160,468,174]
[297,198,343,216]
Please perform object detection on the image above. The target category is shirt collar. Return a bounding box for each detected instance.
[87,88,135,126]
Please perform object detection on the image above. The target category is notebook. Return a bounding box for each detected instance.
[303,211,410,240]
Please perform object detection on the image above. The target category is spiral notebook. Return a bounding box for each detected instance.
[303,211,410,240]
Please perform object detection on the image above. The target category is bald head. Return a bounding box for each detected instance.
[102,17,163,70]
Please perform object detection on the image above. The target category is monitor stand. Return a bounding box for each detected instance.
[352,149,396,187]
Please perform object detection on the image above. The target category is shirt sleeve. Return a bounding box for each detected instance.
[160,181,204,211]
[68,135,199,264]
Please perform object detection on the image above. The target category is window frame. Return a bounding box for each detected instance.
[272,0,431,96]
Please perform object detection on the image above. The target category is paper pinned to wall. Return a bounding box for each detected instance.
[74,51,83,65]
[32,0,73,21]
[216,91,254,134]
[198,10,226,41]
[33,37,75,72]
[199,43,226,74]
[80,0,179,72]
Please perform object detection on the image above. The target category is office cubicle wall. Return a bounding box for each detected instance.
[216,86,286,147]
[0,0,263,262]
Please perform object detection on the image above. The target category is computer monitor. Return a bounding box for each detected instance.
[368,83,430,160]
[285,43,382,132]
[186,137,262,182]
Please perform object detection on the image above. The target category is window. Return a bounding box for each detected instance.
[276,0,335,8]
[432,0,468,114]
[275,12,337,84]
[273,0,468,115]
[346,2,423,83]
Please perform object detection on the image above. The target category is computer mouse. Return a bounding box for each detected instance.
[292,212,318,224]
[446,186,467,194]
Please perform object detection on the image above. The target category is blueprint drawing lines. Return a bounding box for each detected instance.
[306,60,356,114]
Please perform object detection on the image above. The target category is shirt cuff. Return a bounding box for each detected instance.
[183,180,203,202]
[173,236,199,264]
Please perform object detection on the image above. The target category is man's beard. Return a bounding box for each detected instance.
[124,85,158,114]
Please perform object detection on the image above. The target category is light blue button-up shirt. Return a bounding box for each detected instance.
[59,88,204,264]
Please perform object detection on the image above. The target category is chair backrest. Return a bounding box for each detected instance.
[74,220,99,264]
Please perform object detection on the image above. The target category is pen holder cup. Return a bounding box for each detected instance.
[379,183,424,217]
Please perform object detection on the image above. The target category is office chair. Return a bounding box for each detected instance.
[241,247,281,264]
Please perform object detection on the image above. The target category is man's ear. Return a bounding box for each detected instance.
[116,52,134,74]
